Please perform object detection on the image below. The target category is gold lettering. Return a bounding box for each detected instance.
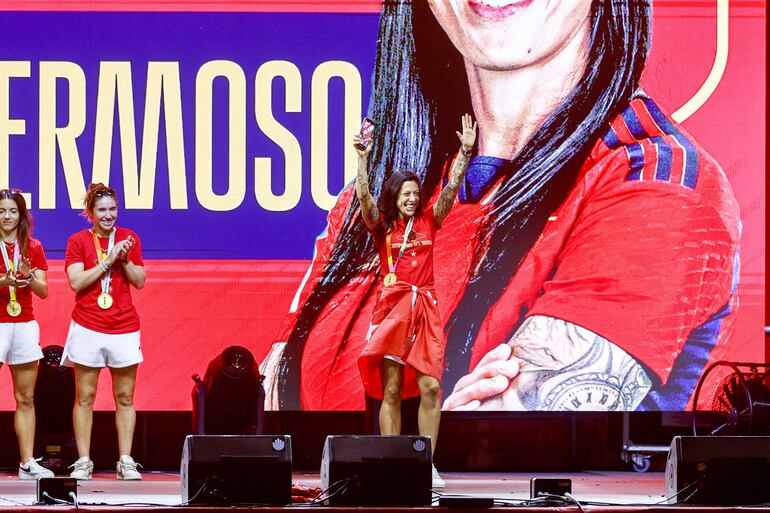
[39,61,87,209]
[310,61,361,211]
[0,61,31,205]
[195,60,246,212]
[254,61,302,212]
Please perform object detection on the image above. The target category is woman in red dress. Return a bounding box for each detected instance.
[353,114,476,488]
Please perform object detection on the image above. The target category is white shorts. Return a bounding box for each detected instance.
[61,321,142,368]
[0,321,43,365]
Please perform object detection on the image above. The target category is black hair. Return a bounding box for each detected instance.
[438,1,652,390]
[377,171,422,236]
[277,0,652,407]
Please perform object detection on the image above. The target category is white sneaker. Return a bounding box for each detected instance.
[69,457,94,480]
[431,464,446,488]
[18,458,55,480]
[116,456,142,480]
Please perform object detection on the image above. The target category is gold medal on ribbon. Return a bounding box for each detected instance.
[6,300,21,317]
[383,217,413,289]
[383,272,397,287]
[97,292,114,310]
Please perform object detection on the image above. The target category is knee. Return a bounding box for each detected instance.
[76,388,97,408]
[114,390,135,409]
[419,379,441,404]
[382,382,402,406]
[14,390,34,410]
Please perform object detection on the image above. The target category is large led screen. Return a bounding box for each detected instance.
[0,0,764,411]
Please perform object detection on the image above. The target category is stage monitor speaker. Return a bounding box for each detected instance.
[180,435,292,505]
[36,477,77,505]
[666,435,770,505]
[320,435,432,506]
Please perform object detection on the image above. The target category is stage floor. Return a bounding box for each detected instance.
[1,470,670,507]
[2,470,769,511]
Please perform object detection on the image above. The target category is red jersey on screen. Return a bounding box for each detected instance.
[65,227,143,334]
[370,208,440,288]
[0,238,48,323]
[266,95,740,411]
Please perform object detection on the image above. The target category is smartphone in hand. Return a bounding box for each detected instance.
[355,117,375,150]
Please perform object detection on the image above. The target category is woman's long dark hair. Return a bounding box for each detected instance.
[277,0,652,407]
[377,171,422,236]
[0,189,33,257]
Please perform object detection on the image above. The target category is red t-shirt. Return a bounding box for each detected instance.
[0,238,48,323]
[65,227,143,334]
[370,208,441,288]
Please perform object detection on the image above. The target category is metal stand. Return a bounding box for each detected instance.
[620,412,670,472]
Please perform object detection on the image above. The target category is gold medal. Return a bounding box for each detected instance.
[383,272,397,287]
[6,300,21,317]
[97,292,114,310]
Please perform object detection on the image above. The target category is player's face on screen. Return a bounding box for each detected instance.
[0,198,20,234]
[396,180,420,219]
[427,0,592,71]
[91,196,119,233]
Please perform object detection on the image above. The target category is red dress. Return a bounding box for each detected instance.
[357,209,445,400]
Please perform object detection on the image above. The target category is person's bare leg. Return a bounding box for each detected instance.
[416,372,441,456]
[10,362,38,463]
[73,365,100,459]
[110,365,138,457]
[379,359,403,435]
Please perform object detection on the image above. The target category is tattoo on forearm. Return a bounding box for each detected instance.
[356,161,379,226]
[365,202,378,223]
[434,151,470,221]
[480,316,652,411]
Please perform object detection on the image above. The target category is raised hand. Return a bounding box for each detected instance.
[353,134,373,158]
[433,113,478,225]
[456,113,477,151]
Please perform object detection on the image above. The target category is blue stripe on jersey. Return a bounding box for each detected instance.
[602,125,622,150]
[620,106,648,140]
[637,302,732,411]
[622,106,678,185]
[640,97,700,189]
[625,143,645,181]
[649,136,673,182]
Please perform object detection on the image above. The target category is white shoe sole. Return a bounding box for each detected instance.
[117,474,142,480]
[19,473,54,480]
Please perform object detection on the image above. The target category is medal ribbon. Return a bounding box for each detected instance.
[385,216,414,275]
[92,228,116,296]
[0,240,20,302]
